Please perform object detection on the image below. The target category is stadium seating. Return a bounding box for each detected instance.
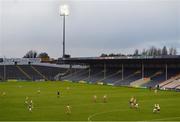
[61,68,88,81]
[0,64,68,81]
[0,63,179,90]
[143,70,165,87]
[113,70,142,86]
[159,73,180,89]
[130,70,164,88]
[130,78,151,87]
[61,66,180,89]
[176,85,180,89]
[31,65,67,80]
[2,65,28,80]
[18,65,43,80]
[163,79,180,89]
[100,70,122,83]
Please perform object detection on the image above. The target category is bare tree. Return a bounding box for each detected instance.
[23,50,37,58]
[172,48,177,55]
[157,48,162,56]
[162,46,168,56]
[142,49,147,56]
[100,53,108,57]
[133,49,139,56]
[169,47,177,55]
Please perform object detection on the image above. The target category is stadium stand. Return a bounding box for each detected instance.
[1,56,180,91]
[0,58,72,81]
[0,64,68,81]
[60,56,180,88]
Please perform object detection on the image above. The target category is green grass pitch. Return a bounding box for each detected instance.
[0,81,180,121]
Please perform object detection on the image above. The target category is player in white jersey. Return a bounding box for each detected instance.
[30,100,33,108]
[157,104,160,112]
[153,104,160,113]
[28,104,32,112]
[134,103,139,109]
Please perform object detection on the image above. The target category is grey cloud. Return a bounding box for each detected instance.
[0,0,180,58]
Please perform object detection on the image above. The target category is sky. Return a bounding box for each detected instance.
[0,0,180,58]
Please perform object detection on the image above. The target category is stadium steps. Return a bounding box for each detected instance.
[62,69,85,80]
[31,65,49,81]
[176,85,180,89]
[98,70,122,83]
[72,70,89,81]
[175,82,180,89]
[164,80,180,89]
[150,71,162,78]
[133,71,163,87]
[62,69,89,81]
[130,78,151,87]
[78,70,91,81]
[16,65,32,80]
[81,70,100,82]
[89,70,104,83]
[80,71,91,81]
[114,70,141,85]
[54,68,71,80]
[159,73,180,88]
[19,65,43,80]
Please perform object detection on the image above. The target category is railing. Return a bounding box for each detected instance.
[89,70,104,82]
[54,68,71,80]
[16,65,32,80]
[150,71,162,78]
[98,70,122,82]
[62,69,87,80]
[31,65,48,81]
[130,78,150,87]
[114,70,141,85]
[62,55,180,61]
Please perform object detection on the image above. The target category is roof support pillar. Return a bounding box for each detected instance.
[142,62,144,79]
[104,62,106,79]
[165,63,168,81]
[122,64,124,80]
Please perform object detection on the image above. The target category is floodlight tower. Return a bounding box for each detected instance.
[59,5,69,58]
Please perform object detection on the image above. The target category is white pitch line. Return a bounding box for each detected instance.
[87,109,128,121]
[152,116,180,121]
[88,109,180,121]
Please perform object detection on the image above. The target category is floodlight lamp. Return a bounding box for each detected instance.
[60,5,69,16]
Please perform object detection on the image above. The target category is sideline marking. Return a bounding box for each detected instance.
[152,116,180,121]
[87,109,128,121]
[88,109,180,121]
